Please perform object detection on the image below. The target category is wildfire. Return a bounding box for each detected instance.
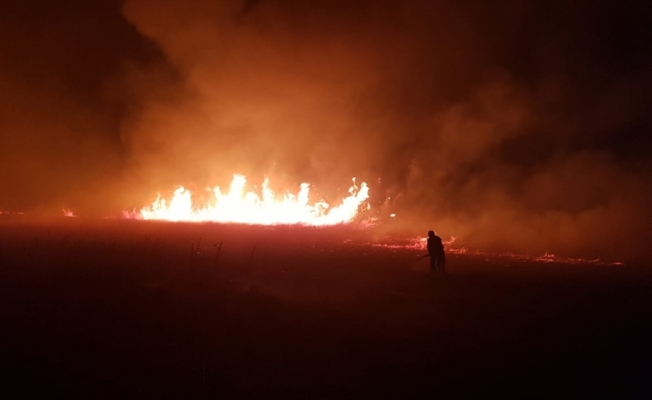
[369,237,624,266]
[130,174,370,225]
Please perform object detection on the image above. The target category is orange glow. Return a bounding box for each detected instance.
[370,236,624,266]
[129,174,370,225]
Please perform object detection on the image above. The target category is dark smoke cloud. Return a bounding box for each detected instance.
[0,0,157,212]
[1,0,651,262]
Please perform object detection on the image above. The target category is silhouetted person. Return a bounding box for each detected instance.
[427,230,446,273]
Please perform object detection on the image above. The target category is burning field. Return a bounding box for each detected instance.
[127,174,371,225]
[1,216,650,398]
[2,0,652,397]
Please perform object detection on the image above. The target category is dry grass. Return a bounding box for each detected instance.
[1,217,650,399]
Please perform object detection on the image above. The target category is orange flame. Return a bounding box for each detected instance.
[131,174,370,225]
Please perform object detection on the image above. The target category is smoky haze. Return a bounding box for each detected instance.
[1,0,651,262]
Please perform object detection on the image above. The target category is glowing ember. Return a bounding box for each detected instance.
[130,174,370,225]
[369,237,624,266]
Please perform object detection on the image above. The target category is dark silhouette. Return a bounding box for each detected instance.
[427,230,446,273]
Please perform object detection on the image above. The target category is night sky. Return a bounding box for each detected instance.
[1,0,651,261]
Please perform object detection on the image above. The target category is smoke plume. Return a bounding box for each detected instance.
[1,0,651,262]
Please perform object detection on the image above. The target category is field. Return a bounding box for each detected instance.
[1,217,651,399]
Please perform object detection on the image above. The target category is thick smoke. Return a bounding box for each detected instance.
[1,0,651,262]
[119,0,652,261]
[0,0,152,213]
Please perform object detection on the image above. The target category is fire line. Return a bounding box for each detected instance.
[127,174,370,225]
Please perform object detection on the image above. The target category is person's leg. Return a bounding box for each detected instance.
[429,256,435,273]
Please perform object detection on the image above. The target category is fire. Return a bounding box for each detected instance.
[131,174,370,225]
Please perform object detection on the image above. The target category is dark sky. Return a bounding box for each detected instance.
[1,0,651,261]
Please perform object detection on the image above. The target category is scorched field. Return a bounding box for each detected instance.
[1,217,650,399]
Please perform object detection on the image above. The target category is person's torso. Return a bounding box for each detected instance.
[428,237,444,254]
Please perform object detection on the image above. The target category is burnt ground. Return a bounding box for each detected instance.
[1,218,651,399]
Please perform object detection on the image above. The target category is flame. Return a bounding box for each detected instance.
[131,174,370,225]
[369,237,624,266]
[63,208,75,217]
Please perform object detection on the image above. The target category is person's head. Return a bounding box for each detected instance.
[428,230,435,238]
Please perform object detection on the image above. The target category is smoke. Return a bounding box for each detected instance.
[1,0,651,262]
[117,0,652,261]
[0,0,150,213]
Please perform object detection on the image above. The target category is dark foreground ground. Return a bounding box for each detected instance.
[1,218,650,399]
